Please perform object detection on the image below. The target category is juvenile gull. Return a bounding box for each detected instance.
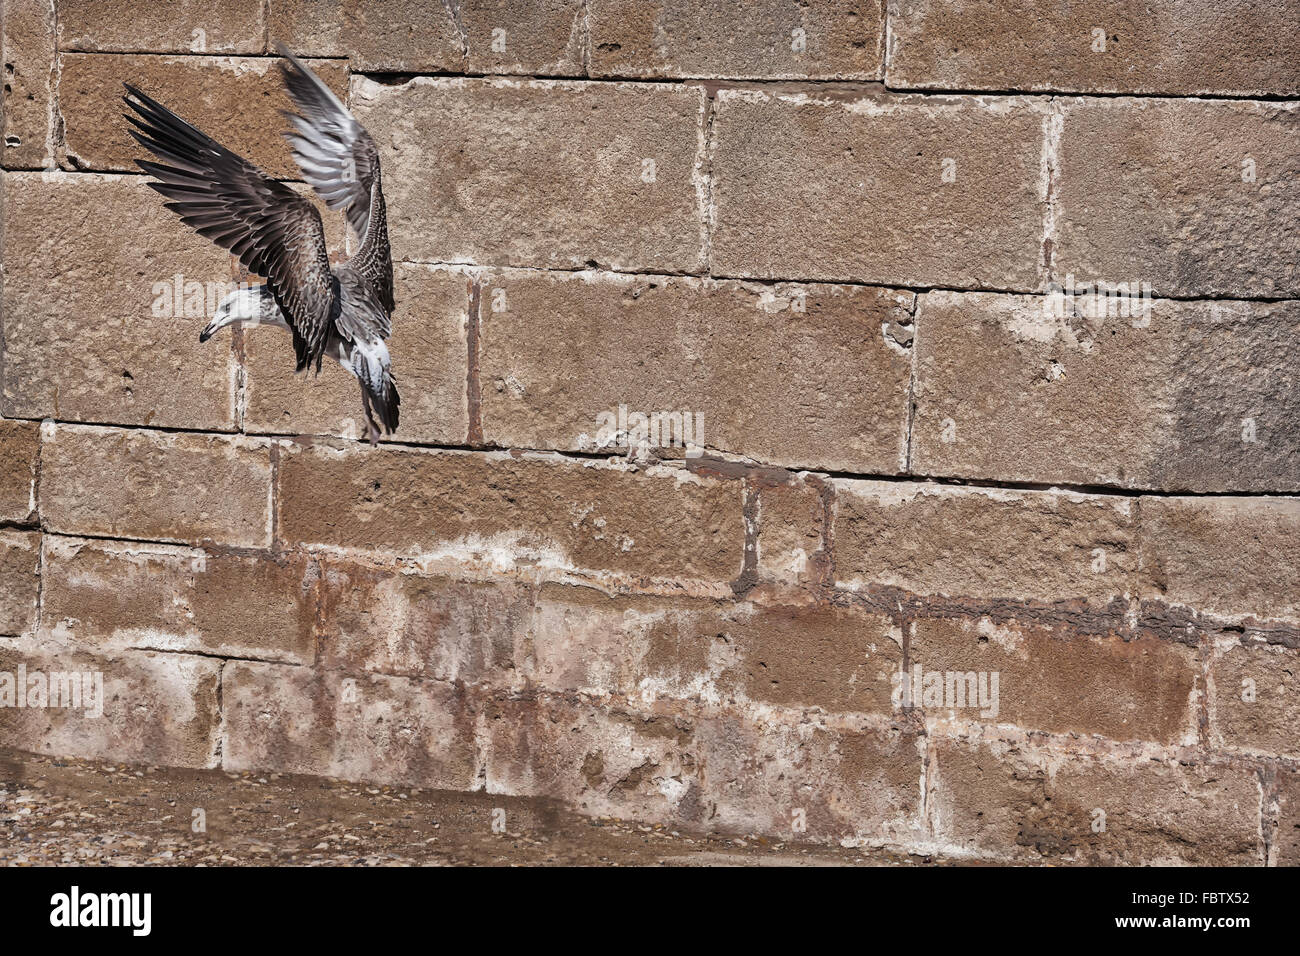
[123,46,399,444]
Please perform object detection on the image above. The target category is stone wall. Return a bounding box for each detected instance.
[2,0,1298,864]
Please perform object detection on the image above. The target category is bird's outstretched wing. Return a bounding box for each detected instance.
[277,44,394,317]
[124,84,337,372]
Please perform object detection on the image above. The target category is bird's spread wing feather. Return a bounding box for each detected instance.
[350,175,392,338]
[334,264,390,346]
[277,44,394,316]
[123,83,336,371]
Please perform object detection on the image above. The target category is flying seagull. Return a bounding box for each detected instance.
[123,46,399,444]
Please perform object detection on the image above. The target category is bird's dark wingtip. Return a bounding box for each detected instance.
[121,83,160,111]
[274,42,302,69]
[379,379,400,434]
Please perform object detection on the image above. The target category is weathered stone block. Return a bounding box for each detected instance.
[268,0,463,72]
[695,716,922,842]
[590,0,884,79]
[0,644,221,768]
[1,0,57,168]
[887,0,1300,97]
[57,0,266,54]
[221,660,478,789]
[1054,98,1300,298]
[912,292,1300,491]
[2,173,238,429]
[41,424,272,548]
[756,475,826,588]
[318,558,530,684]
[277,445,746,586]
[530,584,903,714]
[352,77,706,273]
[461,0,586,75]
[0,419,39,522]
[833,480,1135,606]
[711,90,1046,288]
[929,739,1262,864]
[41,536,315,664]
[909,615,1199,744]
[60,53,349,177]
[0,531,40,636]
[1210,638,1300,759]
[478,270,912,472]
[1138,497,1300,625]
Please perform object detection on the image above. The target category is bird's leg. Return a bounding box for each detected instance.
[360,385,381,447]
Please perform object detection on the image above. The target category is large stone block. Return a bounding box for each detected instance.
[886,0,1300,97]
[589,0,884,79]
[59,53,349,177]
[2,173,238,429]
[56,0,266,54]
[221,660,478,790]
[0,643,222,768]
[929,739,1262,864]
[461,0,586,75]
[530,584,903,714]
[40,424,273,548]
[0,420,39,522]
[478,270,912,472]
[277,445,746,586]
[833,480,1136,606]
[317,558,531,685]
[1138,497,1300,626]
[1053,98,1300,298]
[268,0,464,72]
[41,536,316,664]
[912,292,1300,491]
[0,531,41,636]
[908,614,1199,744]
[1,0,57,168]
[1209,638,1300,760]
[351,77,707,273]
[710,90,1047,288]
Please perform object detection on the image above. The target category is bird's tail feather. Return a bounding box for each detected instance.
[372,375,400,434]
[360,374,399,441]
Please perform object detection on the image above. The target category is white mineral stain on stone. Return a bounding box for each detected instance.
[203,56,274,77]
[1002,307,1091,348]
[776,547,809,576]
[410,532,572,575]
[974,617,1026,655]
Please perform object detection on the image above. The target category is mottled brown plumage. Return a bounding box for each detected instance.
[278,46,394,318]
[123,48,400,442]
